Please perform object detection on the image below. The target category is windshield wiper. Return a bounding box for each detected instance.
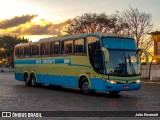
[119,53,128,76]
[128,54,136,75]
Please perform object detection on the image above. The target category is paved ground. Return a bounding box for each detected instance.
[0,72,159,119]
[141,79,160,84]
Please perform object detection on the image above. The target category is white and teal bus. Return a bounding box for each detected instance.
[14,33,146,94]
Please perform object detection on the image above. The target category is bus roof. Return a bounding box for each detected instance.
[15,33,133,47]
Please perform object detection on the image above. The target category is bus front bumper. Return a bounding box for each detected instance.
[105,83,142,92]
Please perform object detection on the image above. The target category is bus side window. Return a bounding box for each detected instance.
[62,40,73,54]
[19,47,24,56]
[24,45,30,56]
[41,43,50,55]
[74,38,84,54]
[15,47,20,57]
[51,42,59,55]
[31,44,40,56]
[87,36,100,57]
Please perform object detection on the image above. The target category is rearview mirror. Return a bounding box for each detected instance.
[101,47,109,62]
[138,48,149,63]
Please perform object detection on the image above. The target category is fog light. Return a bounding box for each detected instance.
[107,80,117,84]
[135,80,141,83]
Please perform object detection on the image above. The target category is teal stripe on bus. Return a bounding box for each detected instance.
[14,59,91,68]
[14,58,71,64]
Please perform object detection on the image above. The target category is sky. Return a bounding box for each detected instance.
[0,0,160,41]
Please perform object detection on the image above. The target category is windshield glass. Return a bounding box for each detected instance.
[106,50,140,76]
[102,37,140,76]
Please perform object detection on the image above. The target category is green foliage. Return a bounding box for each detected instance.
[118,6,153,49]
[0,35,29,67]
[64,8,153,61]
[65,13,128,35]
[65,7,153,50]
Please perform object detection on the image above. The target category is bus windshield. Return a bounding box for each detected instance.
[102,37,140,76]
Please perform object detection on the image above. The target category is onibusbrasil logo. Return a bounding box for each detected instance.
[1,112,42,118]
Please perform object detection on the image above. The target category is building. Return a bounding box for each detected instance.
[149,31,160,63]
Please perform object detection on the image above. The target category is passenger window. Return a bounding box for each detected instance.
[51,42,59,54]
[74,39,84,53]
[41,43,50,55]
[24,46,30,56]
[31,44,40,55]
[62,40,73,54]
[87,37,100,53]
[15,47,20,56]
[19,47,24,56]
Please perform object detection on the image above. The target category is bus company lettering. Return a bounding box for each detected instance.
[42,60,53,64]
[64,59,70,63]
[35,59,70,64]
[36,60,55,64]
[36,60,42,64]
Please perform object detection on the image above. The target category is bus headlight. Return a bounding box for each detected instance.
[135,80,141,83]
[107,80,117,84]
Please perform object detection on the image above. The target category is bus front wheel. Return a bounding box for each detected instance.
[80,78,91,95]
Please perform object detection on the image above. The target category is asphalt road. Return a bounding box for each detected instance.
[0,72,160,119]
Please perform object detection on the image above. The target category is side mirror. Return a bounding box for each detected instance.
[138,48,149,63]
[101,47,109,62]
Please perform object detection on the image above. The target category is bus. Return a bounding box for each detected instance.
[14,33,146,94]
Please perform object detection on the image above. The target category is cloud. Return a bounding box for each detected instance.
[0,14,37,29]
[11,18,73,35]
[0,14,73,36]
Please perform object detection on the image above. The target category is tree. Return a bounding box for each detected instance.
[118,7,153,49]
[65,13,128,35]
[0,36,29,67]
[65,8,153,51]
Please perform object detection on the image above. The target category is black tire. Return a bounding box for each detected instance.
[50,84,62,88]
[24,74,31,86]
[80,78,91,94]
[31,74,37,87]
[109,91,120,95]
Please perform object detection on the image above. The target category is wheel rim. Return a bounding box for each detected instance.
[31,78,35,86]
[25,76,30,86]
[82,82,89,92]
[26,76,29,83]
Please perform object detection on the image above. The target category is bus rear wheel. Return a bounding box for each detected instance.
[109,91,120,95]
[24,74,31,86]
[31,74,37,87]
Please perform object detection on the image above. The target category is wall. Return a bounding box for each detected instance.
[0,67,14,72]
[141,64,160,80]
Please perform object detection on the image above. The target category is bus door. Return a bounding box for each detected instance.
[87,36,103,75]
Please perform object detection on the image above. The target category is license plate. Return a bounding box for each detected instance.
[124,86,129,89]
